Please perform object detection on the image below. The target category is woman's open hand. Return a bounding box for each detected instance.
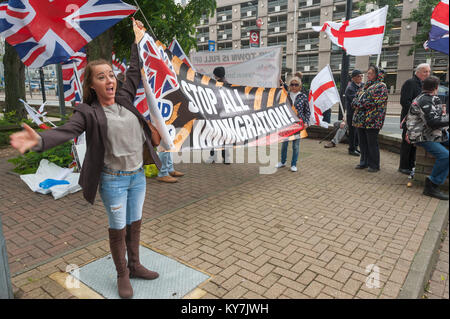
[10,123,40,154]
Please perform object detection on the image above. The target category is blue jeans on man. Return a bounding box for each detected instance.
[416,132,449,186]
[157,151,174,177]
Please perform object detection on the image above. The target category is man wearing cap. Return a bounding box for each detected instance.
[207,66,231,164]
[324,69,363,155]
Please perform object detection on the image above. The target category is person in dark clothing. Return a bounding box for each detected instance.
[399,63,431,175]
[406,76,449,200]
[324,69,363,156]
[207,66,230,164]
[352,65,388,173]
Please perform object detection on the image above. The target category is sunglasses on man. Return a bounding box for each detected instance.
[290,83,300,87]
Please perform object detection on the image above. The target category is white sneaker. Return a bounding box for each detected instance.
[275,162,286,168]
[290,166,298,172]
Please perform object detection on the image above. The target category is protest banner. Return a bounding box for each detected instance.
[137,32,303,152]
[190,46,283,88]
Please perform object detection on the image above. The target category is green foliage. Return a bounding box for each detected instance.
[408,0,440,54]
[0,131,12,146]
[0,111,33,147]
[113,0,216,59]
[357,0,402,45]
[8,141,73,175]
[0,110,32,126]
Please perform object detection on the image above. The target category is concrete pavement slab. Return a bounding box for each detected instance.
[0,135,448,299]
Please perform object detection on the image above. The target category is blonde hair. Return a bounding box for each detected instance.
[82,59,113,105]
[289,76,302,86]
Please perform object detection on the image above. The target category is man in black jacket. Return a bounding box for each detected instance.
[399,63,431,174]
[324,69,363,156]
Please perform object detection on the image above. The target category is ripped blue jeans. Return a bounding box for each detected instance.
[99,167,146,230]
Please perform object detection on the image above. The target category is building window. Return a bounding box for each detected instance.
[298,0,320,8]
[241,39,250,49]
[196,27,209,43]
[241,0,258,19]
[267,15,287,34]
[217,6,232,23]
[199,13,209,26]
[218,41,232,51]
[297,34,319,51]
[332,5,359,22]
[268,35,287,48]
[241,19,257,38]
[197,44,209,52]
[298,10,320,29]
[370,48,399,69]
[385,25,401,46]
[414,48,449,69]
[217,23,233,41]
[330,52,355,71]
[297,54,318,72]
[268,0,288,14]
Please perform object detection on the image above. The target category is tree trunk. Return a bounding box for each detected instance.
[87,29,114,62]
[4,41,26,119]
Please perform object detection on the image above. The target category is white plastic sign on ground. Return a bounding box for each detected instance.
[20,159,81,200]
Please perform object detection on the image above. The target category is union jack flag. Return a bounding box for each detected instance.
[134,82,150,121]
[112,52,127,75]
[62,49,87,103]
[168,39,195,70]
[0,2,12,34]
[140,34,179,100]
[2,0,136,68]
[425,0,449,55]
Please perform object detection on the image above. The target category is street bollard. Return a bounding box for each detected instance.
[0,214,13,299]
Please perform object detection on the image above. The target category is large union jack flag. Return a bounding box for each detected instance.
[62,49,87,103]
[425,0,449,55]
[2,0,136,68]
[112,51,127,75]
[168,39,194,70]
[0,2,12,34]
[140,35,179,100]
[134,82,150,121]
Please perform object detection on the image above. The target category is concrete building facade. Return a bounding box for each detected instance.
[195,0,448,93]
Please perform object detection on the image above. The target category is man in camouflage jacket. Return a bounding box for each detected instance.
[406,76,449,200]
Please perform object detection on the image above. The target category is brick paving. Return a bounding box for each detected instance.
[0,136,447,299]
[424,222,449,299]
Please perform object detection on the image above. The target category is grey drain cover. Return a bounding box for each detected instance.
[71,246,210,299]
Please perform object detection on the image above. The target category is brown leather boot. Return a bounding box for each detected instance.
[108,228,133,299]
[169,170,184,177]
[156,175,178,183]
[125,220,159,280]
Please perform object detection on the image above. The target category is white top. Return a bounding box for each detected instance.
[290,92,300,103]
[103,103,145,171]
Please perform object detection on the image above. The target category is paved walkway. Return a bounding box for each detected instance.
[424,222,449,299]
[0,136,448,299]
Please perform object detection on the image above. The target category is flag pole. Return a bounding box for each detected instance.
[132,0,157,39]
[376,54,381,67]
[328,64,346,118]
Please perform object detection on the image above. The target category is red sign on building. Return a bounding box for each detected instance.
[249,30,260,47]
